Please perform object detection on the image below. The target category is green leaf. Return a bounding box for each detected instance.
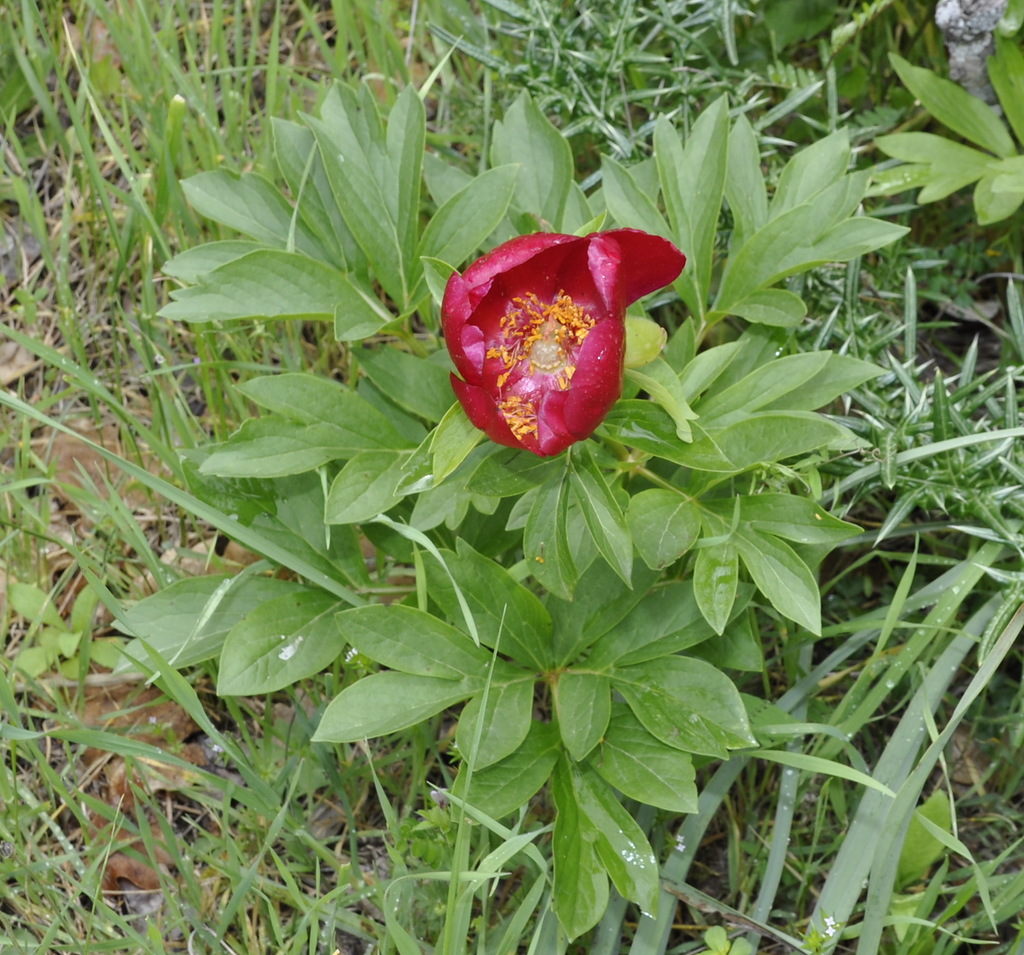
[420,255,457,308]
[238,374,412,444]
[272,117,358,269]
[546,560,658,667]
[990,35,1024,147]
[626,489,700,570]
[598,400,691,463]
[729,288,807,327]
[198,419,357,478]
[613,656,756,758]
[430,402,484,484]
[524,465,577,600]
[690,606,762,671]
[118,576,300,670]
[424,542,554,671]
[875,133,992,202]
[770,129,851,217]
[307,88,405,304]
[735,494,861,545]
[554,672,611,761]
[217,590,345,694]
[332,276,400,341]
[573,766,661,915]
[678,341,744,402]
[724,114,768,250]
[600,155,672,239]
[358,349,454,424]
[552,762,609,940]
[160,250,374,324]
[336,604,491,678]
[697,352,831,426]
[715,203,907,314]
[455,721,561,819]
[674,411,858,473]
[180,170,323,257]
[385,85,426,285]
[586,580,713,669]
[694,541,739,634]
[324,450,408,523]
[418,164,519,267]
[974,167,1024,224]
[625,357,699,441]
[733,527,822,634]
[869,163,938,198]
[161,240,267,283]
[591,703,698,813]
[423,151,473,207]
[655,96,729,319]
[890,52,1016,158]
[464,447,562,498]
[491,92,574,229]
[568,450,633,585]
[313,672,478,741]
[988,154,1024,193]
[897,790,953,888]
[457,677,535,769]
[8,581,64,629]
[761,353,883,412]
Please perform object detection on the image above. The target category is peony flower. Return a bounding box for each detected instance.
[442,229,686,457]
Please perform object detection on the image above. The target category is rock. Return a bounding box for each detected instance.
[935,0,1009,103]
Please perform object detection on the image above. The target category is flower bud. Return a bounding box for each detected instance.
[624,316,667,368]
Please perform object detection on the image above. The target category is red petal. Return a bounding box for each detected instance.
[596,229,687,305]
[450,375,523,452]
[533,391,575,456]
[561,319,624,438]
[460,232,581,293]
[584,233,626,316]
[456,323,486,380]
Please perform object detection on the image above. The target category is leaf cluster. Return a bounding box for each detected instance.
[116,78,914,939]
[873,39,1024,228]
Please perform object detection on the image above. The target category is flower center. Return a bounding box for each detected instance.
[483,291,596,444]
[486,291,595,391]
[528,339,565,372]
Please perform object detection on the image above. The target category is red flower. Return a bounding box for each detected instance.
[442,229,686,457]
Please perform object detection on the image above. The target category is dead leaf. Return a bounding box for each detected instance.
[0,337,39,386]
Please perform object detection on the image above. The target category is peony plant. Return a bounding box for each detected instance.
[134,84,908,941]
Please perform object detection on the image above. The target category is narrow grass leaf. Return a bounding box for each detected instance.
[756,750,895,797]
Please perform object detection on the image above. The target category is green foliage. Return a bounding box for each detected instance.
[874,40,1024,226]
[14,2,1024,950]
[115,77,914,942]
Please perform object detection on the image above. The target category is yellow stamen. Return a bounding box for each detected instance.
[498,394,538,440]
[490,291,594,388]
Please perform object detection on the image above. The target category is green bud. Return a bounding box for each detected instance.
[624,316,666,368]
